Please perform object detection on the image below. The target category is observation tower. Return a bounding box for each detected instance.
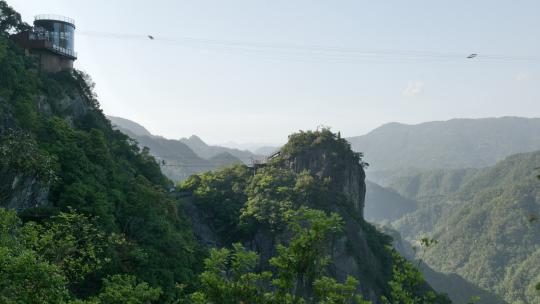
[12,14,77,72]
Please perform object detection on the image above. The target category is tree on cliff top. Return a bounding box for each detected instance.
[0,0,29,34]
[279,128,367,168]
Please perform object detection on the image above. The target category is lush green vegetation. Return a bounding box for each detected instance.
[420,152,540,304]
[180,129,449,303]
[184,206,447,304]
[0,207,164,303]
[1,1,201,300]
[188,208,368,304]
[0,1,451,303]
[370,151,540,303]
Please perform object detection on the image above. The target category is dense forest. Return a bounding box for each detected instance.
[0,1,451,303]
[366,152,540,303]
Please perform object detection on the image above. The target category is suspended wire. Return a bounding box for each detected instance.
[77,30,540,64]
[161,164,224,168]
[160,163,248,168]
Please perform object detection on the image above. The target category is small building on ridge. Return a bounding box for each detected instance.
[12,14,77,73]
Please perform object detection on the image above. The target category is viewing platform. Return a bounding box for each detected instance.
[248,150,281,169]
[11,14,77,72]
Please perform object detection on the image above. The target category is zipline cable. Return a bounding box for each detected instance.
[77,30,540,63]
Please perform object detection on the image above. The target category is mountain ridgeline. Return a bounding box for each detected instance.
[0,2,448,302]
[108,115,261,181]
[348,117,540,185]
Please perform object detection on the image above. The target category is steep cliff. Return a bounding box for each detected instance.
[182,129,447,302]
[275,130,388,299]
[278,130,367,216]
[0,69,95,211]
[0,27,201,300]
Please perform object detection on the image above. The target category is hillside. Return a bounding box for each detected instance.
[365,183,507,303]
[180,129,450,303]
[389,168,480,203]
[0,2,449,302]
[421,151,540,304]
[107,115,152,137]
[379,152,540,303]
[348,117,540,184]
[378,226,507,304]
[108,116,244,181]
[0,7,202,301]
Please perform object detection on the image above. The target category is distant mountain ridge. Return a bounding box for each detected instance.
[179,135,261,164]
[348,117,540,184]
[107,116,251,181]
[107,116,153,137]
[214,141,282,155]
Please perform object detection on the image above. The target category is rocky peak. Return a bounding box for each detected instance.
[277,129,367,218]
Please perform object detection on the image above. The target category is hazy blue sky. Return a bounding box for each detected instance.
[10,0,540,144]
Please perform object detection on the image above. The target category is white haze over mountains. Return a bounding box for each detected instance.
[214,141,282,155]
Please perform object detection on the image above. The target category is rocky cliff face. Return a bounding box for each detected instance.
[0,71,94,212]
[0,174,49,211]
[282,145,367,217]
[183,130,393,302]
[276,133,389,301]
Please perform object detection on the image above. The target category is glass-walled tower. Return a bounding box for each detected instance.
[33,15,76,59]
[11,14,77,72]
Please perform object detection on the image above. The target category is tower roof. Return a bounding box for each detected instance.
[34,14,75,28]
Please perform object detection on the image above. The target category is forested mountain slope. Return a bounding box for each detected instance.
[378,226,507,304]
[0,4,202,301]
[0,2,450,302]
[364,183,507,304]
[349,117,540,184]
[376,152,540,303]
[389,168,480,203]
[421,151,540,304]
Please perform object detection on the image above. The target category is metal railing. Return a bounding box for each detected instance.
[34,14,75,27]
[27,30,77,58]
[51,44,77,58]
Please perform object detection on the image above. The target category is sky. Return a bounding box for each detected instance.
[10,0,540,145]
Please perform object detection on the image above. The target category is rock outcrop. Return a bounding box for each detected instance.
[184,130,393,302]
[0,71,94,212]
[282,144,367,217]
[0,174,49,211]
